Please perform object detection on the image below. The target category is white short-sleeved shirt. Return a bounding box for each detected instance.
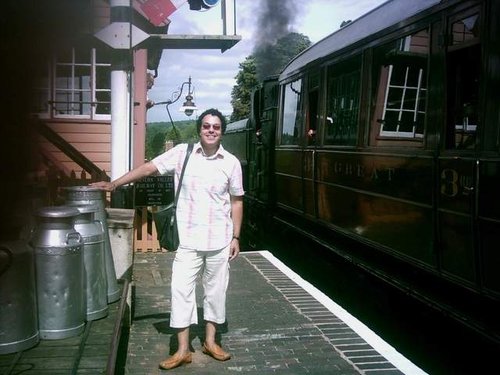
[152,142,244,251]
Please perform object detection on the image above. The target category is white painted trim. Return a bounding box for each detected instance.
[255,250,428,375]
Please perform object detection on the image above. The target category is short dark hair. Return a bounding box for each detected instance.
[196,108,227,134]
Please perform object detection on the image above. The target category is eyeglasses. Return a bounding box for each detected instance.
[202,123,221,131]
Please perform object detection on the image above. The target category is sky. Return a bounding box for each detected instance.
[146,0,387,123]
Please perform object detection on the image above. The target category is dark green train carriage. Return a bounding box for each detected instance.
[224,0,500,340]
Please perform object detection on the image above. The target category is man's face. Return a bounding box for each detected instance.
[199,114,222,149]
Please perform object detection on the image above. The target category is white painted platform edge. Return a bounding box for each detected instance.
[252,250,428,375]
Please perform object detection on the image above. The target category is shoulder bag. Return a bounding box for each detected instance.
[153,143,193,251]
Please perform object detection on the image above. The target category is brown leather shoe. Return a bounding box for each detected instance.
[202,342,231,361]
[158,352,192,370]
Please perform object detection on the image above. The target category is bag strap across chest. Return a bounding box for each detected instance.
[174,143,194,207]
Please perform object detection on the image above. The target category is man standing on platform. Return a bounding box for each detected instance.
[91,108,244,370]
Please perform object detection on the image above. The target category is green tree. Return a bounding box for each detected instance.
[181,122,199,144]
[230,32,311,121]
[166,126,181,144]
[147,131,166,160]
[230,57,258,122]
[145,120,200,159]
[253,32,311,81]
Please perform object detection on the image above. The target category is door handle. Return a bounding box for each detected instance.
[463,185,474,195]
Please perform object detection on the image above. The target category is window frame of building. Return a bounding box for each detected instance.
[379,62,426,139]
[369,29,430,145]
[35,47,111,121]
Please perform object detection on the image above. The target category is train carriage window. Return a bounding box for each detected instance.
[445,11,481,150]
[451,13,479,45]
[280,78,302,145]
[306,72,320,145]
[325,57,361,146]
[369,29,429,145]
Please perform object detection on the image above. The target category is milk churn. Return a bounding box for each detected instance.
[0,240,39,354]
[31,206,85,340]
[72,204,109,321]
[64,186,120,303]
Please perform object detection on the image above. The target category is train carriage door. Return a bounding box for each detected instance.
[248,86,262,198]
[437,6,482,287]
[473,0,500,298]
[275,78,304,214]
[303,72,320,218]
[479,0,500,298]
[254,77,279,204]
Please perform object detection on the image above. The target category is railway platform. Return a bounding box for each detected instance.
[0,282,128,374]
[125,250,425,374]
[0,250,426,374]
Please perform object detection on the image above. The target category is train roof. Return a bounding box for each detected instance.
[225,118,248,133]
[279,0,441,81]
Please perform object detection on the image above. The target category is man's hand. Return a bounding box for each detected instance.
[89,181,116,192]
[229,238,240,261]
